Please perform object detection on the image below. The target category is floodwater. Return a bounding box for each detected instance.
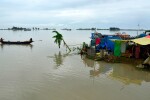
[0,30,150,100]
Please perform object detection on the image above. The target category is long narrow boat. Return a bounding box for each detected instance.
[0,38,33,44]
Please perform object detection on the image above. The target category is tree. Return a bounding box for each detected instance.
[52,31,71,51]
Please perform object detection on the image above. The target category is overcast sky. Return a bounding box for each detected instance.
[0,0,150,29]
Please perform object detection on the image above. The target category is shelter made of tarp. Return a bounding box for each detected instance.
[131,35,150,45]
[95,35,122,52]
[104,36,122,52]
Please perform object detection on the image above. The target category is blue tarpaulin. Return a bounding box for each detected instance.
[90,32,122,52]
[101,36,121,51]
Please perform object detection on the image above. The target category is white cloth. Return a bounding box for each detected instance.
[121,42,126,53]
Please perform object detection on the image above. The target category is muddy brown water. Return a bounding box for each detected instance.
[0,30,150,100]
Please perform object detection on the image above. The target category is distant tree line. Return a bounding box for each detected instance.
[109,27,120,31]
[11,26,27,30]
[6,26,40,31]
[7,26,32,31]
[76,28,96,30]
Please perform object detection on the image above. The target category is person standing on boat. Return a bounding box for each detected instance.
[0,38,3,42]
[30,38,33,42]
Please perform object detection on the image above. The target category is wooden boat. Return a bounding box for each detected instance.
[0,38,33,44]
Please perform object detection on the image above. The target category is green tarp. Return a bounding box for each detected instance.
[114,40,121,56]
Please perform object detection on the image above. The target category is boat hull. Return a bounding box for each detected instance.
[1,41,33,44]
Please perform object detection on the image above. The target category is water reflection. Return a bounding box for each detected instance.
[51,51,64,68]
[109,63,150,85]
[82,56,150,85]
[82,56,112,77]
[48,51,75,69]
[0,44,33,50]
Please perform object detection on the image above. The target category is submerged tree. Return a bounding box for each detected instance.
[52,31,71,51]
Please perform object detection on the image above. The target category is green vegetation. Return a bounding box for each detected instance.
[52,31,71,51]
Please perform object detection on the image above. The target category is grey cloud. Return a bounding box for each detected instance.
[0,0,150,29]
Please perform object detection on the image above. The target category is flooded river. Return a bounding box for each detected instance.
[0,30,150,100]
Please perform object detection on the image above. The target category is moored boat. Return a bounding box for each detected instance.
[0,38,33,44]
